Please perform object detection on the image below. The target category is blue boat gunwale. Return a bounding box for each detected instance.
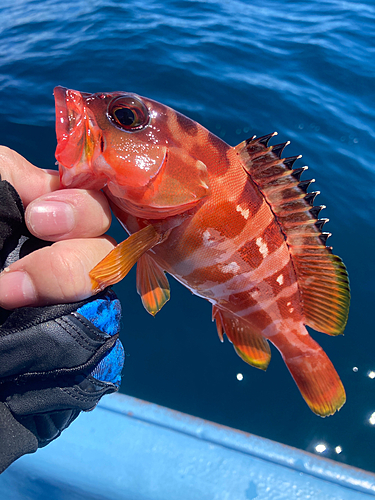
[102,394,375,496]
[2,392,375,500]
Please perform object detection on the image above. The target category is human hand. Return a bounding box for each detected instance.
[0,147,116,309]
[0,155,125,472]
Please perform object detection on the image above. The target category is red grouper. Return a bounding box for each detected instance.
[54,86,350,417]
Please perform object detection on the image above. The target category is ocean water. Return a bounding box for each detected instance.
[1,0,375,473]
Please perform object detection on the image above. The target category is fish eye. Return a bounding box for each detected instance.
[108,95,149,131]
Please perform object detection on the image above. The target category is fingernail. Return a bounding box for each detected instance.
[0,270,37,308]
[27,201,75,237]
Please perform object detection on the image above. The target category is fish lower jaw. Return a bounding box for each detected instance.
[106,188,200,220]
[59,165,107,190]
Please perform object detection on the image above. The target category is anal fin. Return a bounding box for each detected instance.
[214,308,271,370]
[136,253,170,316]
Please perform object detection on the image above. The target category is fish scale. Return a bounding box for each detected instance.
[54,86,350,417]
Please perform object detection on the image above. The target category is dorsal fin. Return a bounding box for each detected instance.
[234,134,350,336]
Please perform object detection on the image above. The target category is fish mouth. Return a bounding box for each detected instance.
[54,86,107,189]
[54,86,69,156]
[54,86,88,158]
[54,86,87,187]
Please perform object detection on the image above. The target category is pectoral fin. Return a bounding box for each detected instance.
[90,225,161,293]
[136,253,170,316]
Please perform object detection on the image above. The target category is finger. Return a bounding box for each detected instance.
[0,146,60,206]
[0,237,115,309]
[25,189,112,241]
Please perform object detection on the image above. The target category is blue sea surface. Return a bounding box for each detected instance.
[1,0,374,473]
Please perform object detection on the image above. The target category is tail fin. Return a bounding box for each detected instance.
[272,330,345,416]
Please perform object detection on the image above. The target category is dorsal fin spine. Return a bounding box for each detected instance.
[256,132,278,146]
[246,135,257,144]
[319,232,332,244]
[284,155,302,169]
[249,146,273,161]
[282,218,321,230]
[272,141,290,158]
[251,159,285,176]
[310,205,326,218]
[315,218,329,231]
[298,179,315,193]
[291,166,308,180]
[305,191,320,205]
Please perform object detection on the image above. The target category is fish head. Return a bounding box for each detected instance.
[54,86,210,217]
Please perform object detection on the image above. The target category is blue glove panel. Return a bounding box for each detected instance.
[77,290,124,388]
[90,339,124,388]
[76,289,121,336]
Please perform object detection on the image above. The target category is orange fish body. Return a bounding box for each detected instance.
[54,86,350,416]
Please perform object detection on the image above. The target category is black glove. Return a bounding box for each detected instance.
[0,177,125,473]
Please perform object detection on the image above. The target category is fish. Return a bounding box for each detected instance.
[54,86,350,417]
